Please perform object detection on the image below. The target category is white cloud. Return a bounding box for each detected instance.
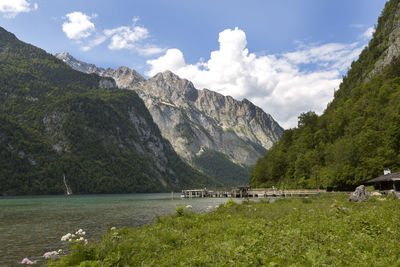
[104,25,149,50]
[69,17,164,55]
[0,0,37,18]
[137,46,166,56]
[147,27,367,129]
[62,12,95,40]
[80,35,107,51]
[361,27,375,40]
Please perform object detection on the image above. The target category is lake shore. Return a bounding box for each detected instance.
[0,193,234,266]
[49,194,400,266]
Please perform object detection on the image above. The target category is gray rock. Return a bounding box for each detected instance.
[387,190,400,199]
[349,185,370,202]
[99,78,117,89]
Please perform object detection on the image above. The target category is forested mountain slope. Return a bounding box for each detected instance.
[251,0,400,189]
[0,27,215,195]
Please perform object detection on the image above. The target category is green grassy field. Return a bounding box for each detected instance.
[49,194,400,266]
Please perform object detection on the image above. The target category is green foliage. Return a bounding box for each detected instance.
[193,149,251,186]
[49,195,400,266]
[175,205,185,217]
[0,26,215,195]
[250,1,400,189]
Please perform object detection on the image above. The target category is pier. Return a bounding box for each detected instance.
[181,187,325,198]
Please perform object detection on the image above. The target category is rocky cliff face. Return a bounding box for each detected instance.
[55,52,145,88]
[366,0,400,80]
[56,53,284,185]
[134,71,283,166]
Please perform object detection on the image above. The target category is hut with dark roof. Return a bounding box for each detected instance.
[366,169,400,191]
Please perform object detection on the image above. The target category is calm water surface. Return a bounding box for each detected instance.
[0,193,234,266]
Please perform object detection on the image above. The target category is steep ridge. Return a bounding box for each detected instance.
[0,27,215,195]
[56,54,284,186]
[250,0,400,189]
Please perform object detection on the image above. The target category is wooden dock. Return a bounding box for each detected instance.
[181,188,325,198]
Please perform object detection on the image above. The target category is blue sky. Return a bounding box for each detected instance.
[0,0,388,128]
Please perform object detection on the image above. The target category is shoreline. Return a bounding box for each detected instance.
[49,194,400,266]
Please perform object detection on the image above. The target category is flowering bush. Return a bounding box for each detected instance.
[60,229,88,245]
[43,251,59,259]
[21,258,36,265]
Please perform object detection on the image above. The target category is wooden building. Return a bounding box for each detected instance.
[366,171,400,191]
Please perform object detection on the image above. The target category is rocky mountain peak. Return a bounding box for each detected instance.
[59,54,284,185]
[145,71,198,102]
[55,52,72,61]
[54,52,145,88]
[112,66,146,88]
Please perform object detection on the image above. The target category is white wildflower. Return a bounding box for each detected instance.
[76,229,86,236]
[43,251,59,259]
[185,205,192,209]
[111,227,116,230]
[61,233,72,241]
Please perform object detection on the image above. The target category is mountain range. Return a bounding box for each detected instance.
[55,52,283,185]
[0,26,217,195]
[0,24,283,195]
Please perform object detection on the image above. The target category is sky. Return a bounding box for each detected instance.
[0,0,388,128]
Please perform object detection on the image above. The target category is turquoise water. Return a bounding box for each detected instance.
[0,193,233,266]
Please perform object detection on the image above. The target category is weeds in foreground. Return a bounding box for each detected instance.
[48,194,400,266]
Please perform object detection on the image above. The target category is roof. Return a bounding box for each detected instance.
[366,172,400,183]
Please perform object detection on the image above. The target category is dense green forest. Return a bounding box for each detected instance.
[193,148,251,187]
[251,0,400,189]
[0,27,216,195]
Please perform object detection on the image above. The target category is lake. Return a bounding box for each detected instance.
[0,193,234,266]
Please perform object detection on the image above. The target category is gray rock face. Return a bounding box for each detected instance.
[55,52,145,88]
[134,71,283,166]
[366,1,400,81]
[349,185,370,202]
[99,78,117,89]
[55,52,284,176]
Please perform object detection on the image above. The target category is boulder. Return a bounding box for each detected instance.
[388,190,400,199]
[349,185,370,202]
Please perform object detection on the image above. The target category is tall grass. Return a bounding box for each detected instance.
[49,194,400,266]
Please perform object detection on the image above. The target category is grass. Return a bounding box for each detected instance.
[49,194,400,266]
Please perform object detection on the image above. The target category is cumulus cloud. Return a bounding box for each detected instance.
[104,25,149,50]
[67,16,164,55]
[147,27,369,128]
[361,27,375,40]
[0,0,38,18]
[62,12,95,40]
